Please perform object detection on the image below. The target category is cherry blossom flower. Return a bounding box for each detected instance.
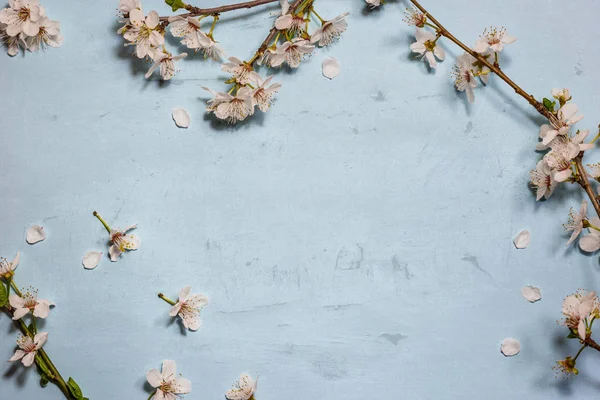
[538,103,584,145]
[169,16,209,51]
[147,360,191,400]
[226,374,257,400]
[121,8,163,58]
[579,217,600,253]
[473,26,516,53]
[561,290,597,340]
[571,129,594,153]
[410,27,445,69]
[275,13,305,34]
[169,285,209,331]
[0,251,20,279]
[222,56,261,85]
[250,75,281,112]
[270,38,314,68]
[257,46,277,67]
[194,34,225,60]
[530,160,557,201]
[26,16,62,52]
[9,332,48,367]
[310,12,348,47]
[553,357,579,377]
[588,163,600,180]
[9,288,53,320]
[119,0,141,15]
[1,26,26,55]
[563,200,588,246]
[402,6,426,27]
[543,137,578,182]
[202,87,254,123]
[109,225,140,261]
[552,88,572,106]
[452,53,477,103]
[0,0,45,37]
[146,48,187,80]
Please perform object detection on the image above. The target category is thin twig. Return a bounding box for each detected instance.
[575,156,600,217]
[159,0,280,22]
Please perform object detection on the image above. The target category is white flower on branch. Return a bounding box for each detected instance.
[1,28,26,56]
[402,6,426,27]
[147,360,191,400]
[222,56,261,85]
[257,46,277,67]
[410,27,445,69]
[538,103,583,146]
[226,373,257,400]
[310,12,348,47]
[26,16,61,51]
[9,288,53,320]
[530,160,557,201]
[250,75,281,112]
[543,137,578,182]
[452,53,477,103]
[561,290,597,340]
[146,48,187,80]
[169,285,209,331]
[0,0,44,37]
[563,200,588,246]
[108,224,140,261]
[120,8,163,59]
[9,332,48,367]
[270,38,314,68]
[203,86,254,124]
[0,252,19,279]
[275,13,305,35]
[580,217,600,253]
[119,0,141,15]
[169,16,223,59]
[473,26,516,53]
[552,88,572,106]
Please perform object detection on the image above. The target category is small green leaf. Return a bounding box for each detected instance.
[543,97,556,113]
[67,377,84,400]
[0,282,7,307]
[567,331,579,339]
[165,0,186,11]
[40,375,49,388]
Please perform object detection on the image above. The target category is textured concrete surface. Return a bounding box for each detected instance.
[1,0,600,398]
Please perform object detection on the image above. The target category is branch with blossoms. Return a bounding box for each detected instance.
[116,0,348,123]
[0,253,88,399]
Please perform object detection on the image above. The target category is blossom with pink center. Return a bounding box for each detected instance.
[9,287,53,320]
[561,290,597,340]
[473,26,516,53]
[9,332,48,367]
[169,286,209,331]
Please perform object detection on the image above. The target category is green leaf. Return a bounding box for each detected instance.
[67,377,84,400]
[40,375,49,388]
[543,97,556,113]
[165,0,186,11]
[567,331,579,339]
[0,282,7,307]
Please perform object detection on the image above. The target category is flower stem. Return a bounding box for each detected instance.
[93,211,111,233]
[574,157,600,219]
[573,343,587,361]
[209,14,219,36]
[310,8,325,23]
[159,0,280,23]
[158,293,176,306]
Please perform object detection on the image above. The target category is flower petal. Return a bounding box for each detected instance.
[500,338,520,357]
[26,225,46,244]
[109,245,122,262]
[8,349,25,362]
[175,377,192,394]
[82,251,103,270]
[322,57,340,80]
[147,369,163,388]
[22,352,36,367]
[513,230,531,249]
[161,360,177,379]
[579,234,600,252]
[172,108,190,128]
[521,285,542,303]
[34,332,48,348]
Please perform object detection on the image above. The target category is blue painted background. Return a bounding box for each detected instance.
[2,0,600,398]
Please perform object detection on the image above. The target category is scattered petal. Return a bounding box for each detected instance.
[322,57,340,80]
[172,108,190,128]
[500,338,520,357]
[82,251,103,270]
[521,285,542,303]
[26,225,46,244]
[513,230,530,249]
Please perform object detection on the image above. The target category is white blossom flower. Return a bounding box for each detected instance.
[9,288,53,320]
[257,46,277,67]
[270,38,314,68]
[275,13,305,34]
[571,129,594,153]
[9,332,48,367]
[226,374,257,400]
[588,163,600,180]
[543,137,578,182]
[0,251,19,279]
[1,26,26,55]
[310,12,348,47]
[121,8,163,58]
[530,160,557,201]
[452,53,477,103]
[169,285,209,331]
[562,290,597,340]
[552,88,572,106]
[563,200,588,246]
[473,26,516,53]
[119,0,141,15]
[146,48,187,80]
[222,56,261,85]
[108,224,140,261]
[410,27,445,69]
[538,103,584,146]
[0,0,45,37]
[202,86,254,124]
[580,217,600,253]
[147,360,191,400]
[249,75,281,112]
[26,16,62,52]
[402,6,425,27]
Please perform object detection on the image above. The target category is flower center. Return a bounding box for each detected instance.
[18,7,30,22]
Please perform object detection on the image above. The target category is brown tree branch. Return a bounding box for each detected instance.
[159,0,280,22]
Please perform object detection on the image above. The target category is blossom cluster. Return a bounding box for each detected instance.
[0,0,62,56]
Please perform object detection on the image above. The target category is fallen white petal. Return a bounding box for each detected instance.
[501,338,521,357]
[172,108,190,128]
[82,251,103,270]
[26,225,46,244]
[521,285,542,303]
[322,57,340,80]
[513,230,530,249]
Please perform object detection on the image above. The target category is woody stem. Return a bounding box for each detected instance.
[574,156,600,218]
[158,0,280,22]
